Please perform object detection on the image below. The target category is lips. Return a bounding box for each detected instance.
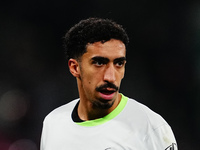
[96,83,118,100]
[100,88,115,94]
[99,88,116,100]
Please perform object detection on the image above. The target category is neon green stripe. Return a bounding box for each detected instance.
[76,94,128,127]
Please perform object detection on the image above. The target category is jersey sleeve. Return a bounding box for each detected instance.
[40,117,48,150]
[144,124,178,150]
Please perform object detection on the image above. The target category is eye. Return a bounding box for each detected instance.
[91,57,109,67]
[115,60,126,67]
[92,60,104,66]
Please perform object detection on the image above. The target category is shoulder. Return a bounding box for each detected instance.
[124,96,177,148]
[125,96,168,129]
[43,99,79,123]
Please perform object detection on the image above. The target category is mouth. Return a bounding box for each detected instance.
[96,83,119,100]
[99,88,116,100]
[100,88,115,94]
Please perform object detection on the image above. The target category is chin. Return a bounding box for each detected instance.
[92,99,115,109]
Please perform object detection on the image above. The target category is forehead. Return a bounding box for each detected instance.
[84,39,126,59]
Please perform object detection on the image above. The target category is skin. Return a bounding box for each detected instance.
[68,39,126,121]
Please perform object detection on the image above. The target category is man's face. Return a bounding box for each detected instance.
[78,39,126,109]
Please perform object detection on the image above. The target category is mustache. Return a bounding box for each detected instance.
[96,82,119,92]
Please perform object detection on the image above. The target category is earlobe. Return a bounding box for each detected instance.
[68,59,80,78]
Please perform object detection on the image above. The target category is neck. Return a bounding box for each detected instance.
[78,88,121,120]
[78,104,111,121]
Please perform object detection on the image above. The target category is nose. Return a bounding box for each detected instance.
[103,64,116,83]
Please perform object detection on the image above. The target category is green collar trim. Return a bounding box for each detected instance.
[76,94,128,127]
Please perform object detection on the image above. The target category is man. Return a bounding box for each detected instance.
[40,18,178,150]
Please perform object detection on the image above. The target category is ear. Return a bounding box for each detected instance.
[68,59,80,78]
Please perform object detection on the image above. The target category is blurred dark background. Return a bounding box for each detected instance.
[0,0,199,149]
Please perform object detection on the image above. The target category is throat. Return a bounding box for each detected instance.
[77,101,114,121]
[80,106,111,121]
[74,93,121,121]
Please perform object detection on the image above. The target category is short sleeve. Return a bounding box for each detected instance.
[144,124,178,150]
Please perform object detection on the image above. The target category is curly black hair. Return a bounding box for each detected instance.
[63,18,129,60]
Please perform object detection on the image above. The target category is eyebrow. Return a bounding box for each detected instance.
[91,56,126,63]
[114,57,126,63]
[91,56,109,63]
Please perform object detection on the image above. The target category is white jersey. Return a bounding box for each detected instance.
[40,94,177,150]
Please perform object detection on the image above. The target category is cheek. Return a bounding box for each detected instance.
[117,69,125,80]
[81,72,94,87]
[121,68,125,79]
[121,72,125,79]
[84,74,101,90]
